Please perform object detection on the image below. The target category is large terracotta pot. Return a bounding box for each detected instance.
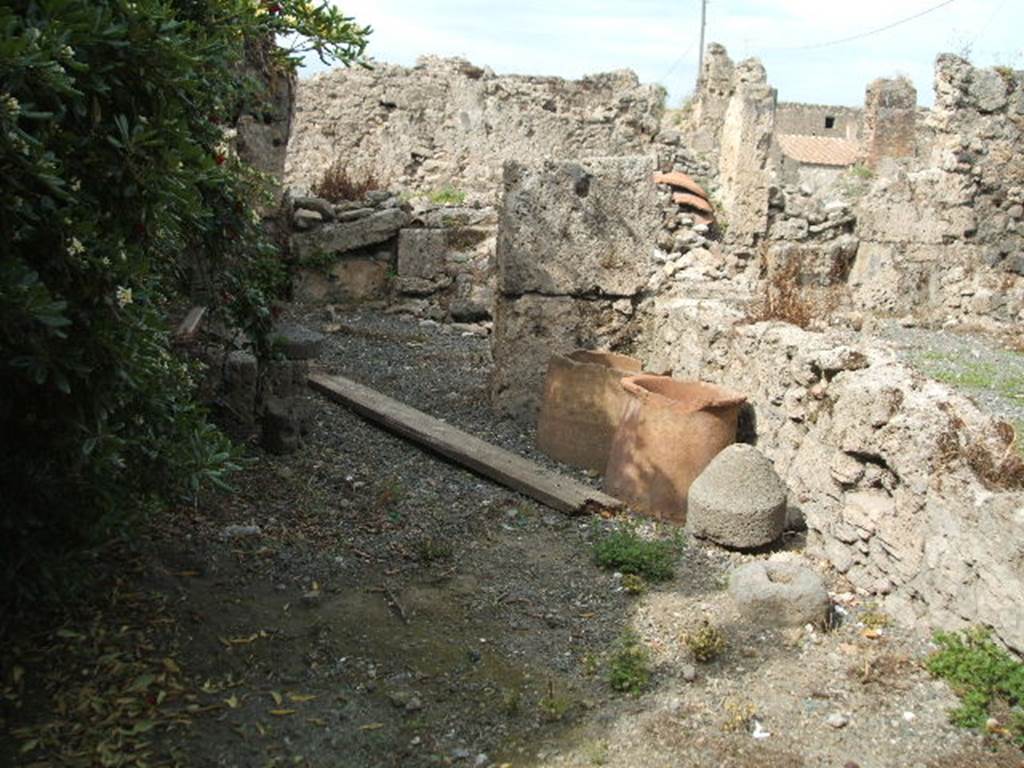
[535,351,643,472]
[603,375,746,524]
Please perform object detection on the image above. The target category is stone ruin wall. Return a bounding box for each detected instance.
[283,56,712,325]
[634,299,1024,653]
[486,150,1024,653]
[684,45,1024,328]
[853,55,1024,325]
[285,56,667,202]
[280,54,1024,650]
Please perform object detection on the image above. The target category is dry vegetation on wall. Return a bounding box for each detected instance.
[310,157,381,202]
[935,417,1024,491]
[747,256,840,329]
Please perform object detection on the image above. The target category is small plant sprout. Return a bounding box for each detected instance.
[592,523,681,582]
[621,573,646,595]
[683,619,727,663]
[607,632,652,695]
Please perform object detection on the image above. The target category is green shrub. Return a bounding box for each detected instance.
[0,0,369,605]
[592,523,681,581]
[607,632,651,695]
[926,627,1024,743]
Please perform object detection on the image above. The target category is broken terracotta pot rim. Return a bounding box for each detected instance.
[562,349,643,373]
[620,375,746,413]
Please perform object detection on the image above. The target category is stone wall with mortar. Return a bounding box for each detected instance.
[776,102,862,140]
[684,45,1024,327]
[635,297,1024,653]
[716,59,777,246]
[285,56,666,202]
[849,56,1024,326]
[289,192,499,325]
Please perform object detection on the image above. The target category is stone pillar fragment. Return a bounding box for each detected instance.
[861,77,918,169]
[717,59,777,246]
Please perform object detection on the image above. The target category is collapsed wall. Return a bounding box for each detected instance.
[285,56,666,201]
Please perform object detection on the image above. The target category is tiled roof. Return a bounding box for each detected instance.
[777,134,861,167]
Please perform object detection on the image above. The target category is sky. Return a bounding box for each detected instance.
[302,0,1024,108]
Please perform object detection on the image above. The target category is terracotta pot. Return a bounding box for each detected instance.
[535,351,643,472]
[603,375,746,524]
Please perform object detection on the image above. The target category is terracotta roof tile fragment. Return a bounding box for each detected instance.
[654,171,709,199]
[672,192,713,213]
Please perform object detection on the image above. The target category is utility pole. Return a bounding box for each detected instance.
[695,0,708,93]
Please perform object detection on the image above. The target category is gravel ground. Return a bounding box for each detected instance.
[877,320,1024,431]
[3,307,1021,768]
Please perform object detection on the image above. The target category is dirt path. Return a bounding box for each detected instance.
[2,309,1021,768]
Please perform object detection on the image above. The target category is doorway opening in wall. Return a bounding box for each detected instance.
[824,116,836,129]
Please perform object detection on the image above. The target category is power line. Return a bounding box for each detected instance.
[658,0,704,83]
[768,0,959,52]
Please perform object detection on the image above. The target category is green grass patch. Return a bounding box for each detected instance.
[849,163,875,180]
[428,185,466,205]
[926,627,1024,744]
[592,524,681,581]
[915,351,1024,405]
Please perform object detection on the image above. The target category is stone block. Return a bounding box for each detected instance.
[397,229,447,279]
[497,155,660,296]
[729,560,830,628]
[450,282,494,322]
[270,322,324,360]
[261,396,313,455]
[294,258,390,303]
[291,208,409,260]
[490,293,628,424]
[687,444,788,549]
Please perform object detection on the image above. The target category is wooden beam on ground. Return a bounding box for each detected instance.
[308,371,624,516]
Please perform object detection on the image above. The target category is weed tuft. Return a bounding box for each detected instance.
[607,632,651,695]
[621,573,647,595]
[428,185,466,205]
[720,697,757,732]
[592,524,681,582]
[860,606,891,630]
[747,255,839,329]
[414,537,453,563]
[926,627,1024,745]
[683,620,727,663]
[538,679,574,721]
[311,159,380,202]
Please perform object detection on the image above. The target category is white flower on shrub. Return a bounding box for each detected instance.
[115,286,133,307]
[67,237,85,256]
[1,93,19,118]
